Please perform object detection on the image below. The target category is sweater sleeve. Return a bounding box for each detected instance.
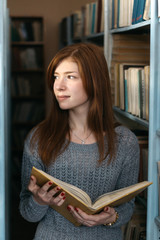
[19,130,49,222]
[110,128,140,228]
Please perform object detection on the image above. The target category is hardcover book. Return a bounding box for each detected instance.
[31,166,152,226]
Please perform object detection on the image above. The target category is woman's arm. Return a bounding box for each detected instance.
[19,131,49,222]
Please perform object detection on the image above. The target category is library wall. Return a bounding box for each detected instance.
[7,0,94,114]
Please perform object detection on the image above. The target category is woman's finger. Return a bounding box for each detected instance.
[28,175,39,193]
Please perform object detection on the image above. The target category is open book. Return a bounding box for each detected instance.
[31,166,152,226]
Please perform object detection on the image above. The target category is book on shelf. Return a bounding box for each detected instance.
[11,19,42,42]
[118,0,132,28]
[90,1,98,34]
[97,0,103,32]
[110,34,150,105]
[135,0,146,24]
[12,47,43,70]
[128,0,135,26]
[31,166,152,226]
[110,0,148,29]
[72,10,83,39]
[124,202,146,240]
[138,138,148,185]
[143,0,151,20]
[144,65,150,121]
[113,0,118,29]
[115,63,147,112]
[71,0,104,38]
[99,0,104,32]
[132,0,139,24]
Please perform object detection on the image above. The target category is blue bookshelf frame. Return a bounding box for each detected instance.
[0,1,10,240]
[147,0,160,239]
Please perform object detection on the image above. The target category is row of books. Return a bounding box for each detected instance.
[123,202,146,240]
[12,47,43,70]
[11,20,43,42]
[114,63,150,121]
[13,102,44,123]
[61,0,104,40]
[11,76,44,97]
[110,33,150,115]
[110,0,151,29]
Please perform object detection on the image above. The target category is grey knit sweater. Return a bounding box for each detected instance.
[20,126,140,240]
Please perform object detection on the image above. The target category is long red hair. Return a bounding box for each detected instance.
[31,43,117,165]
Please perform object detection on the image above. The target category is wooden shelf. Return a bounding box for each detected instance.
[110,20,151,34]
[12,41,44,46]
[113,107,149,128]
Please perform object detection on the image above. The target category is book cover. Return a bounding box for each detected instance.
[136,0,146,23]
[96,0,102,32]
[132,0,139,24]
[91,2,97,34]
[144,65,150,121]
[100,0,104,32]
[118,63,146,111]
[143,0,151,20]
[31,166,152,226]
[111,0,115,29]
[114,0,118,29]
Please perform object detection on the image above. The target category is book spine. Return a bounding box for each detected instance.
[136,0,146,23]
[132,0,139,24]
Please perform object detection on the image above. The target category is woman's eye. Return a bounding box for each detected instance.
[68,75,75,79]
[53,75,59,80]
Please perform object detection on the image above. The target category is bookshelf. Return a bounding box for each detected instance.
[59,1,105,48]
[105,0,160,239]
[10,16,45,240]
[59,15,104,48]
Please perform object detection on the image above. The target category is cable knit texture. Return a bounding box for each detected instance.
[20,126,140,240]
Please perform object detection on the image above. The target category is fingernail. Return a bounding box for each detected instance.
[56,186,61,190]
[63,196,66,200]
[49,182,52,185]
[104,207,108,212]
[75,207,78,212]
[67,206,71,211]
[61,192,65,196]
[30,176,34,180]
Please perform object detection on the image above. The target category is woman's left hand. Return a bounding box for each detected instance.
[67,205,117,227]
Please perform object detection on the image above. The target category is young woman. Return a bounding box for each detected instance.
[20,43,139,239]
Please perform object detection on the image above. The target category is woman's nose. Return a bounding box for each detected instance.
[55,76,67,90]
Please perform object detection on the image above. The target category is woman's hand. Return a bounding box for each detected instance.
[28,175,66,206]
[67,205,117,227]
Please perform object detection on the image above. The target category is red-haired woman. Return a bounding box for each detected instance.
[20,43,139,240]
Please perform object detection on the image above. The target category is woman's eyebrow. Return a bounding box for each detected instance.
[54,71,78,74]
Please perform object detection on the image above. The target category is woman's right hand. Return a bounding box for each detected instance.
[28,175,66,206]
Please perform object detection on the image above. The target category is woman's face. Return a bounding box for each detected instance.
[53,57,89,112]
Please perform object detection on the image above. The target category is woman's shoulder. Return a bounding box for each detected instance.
[115,125,138,146]
[25,126,38,144]
[23,126,39,155]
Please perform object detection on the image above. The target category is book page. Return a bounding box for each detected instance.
[92,181,152,209]
[35,169,92,206]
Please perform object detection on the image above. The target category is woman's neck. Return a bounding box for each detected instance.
[69,114,96,144]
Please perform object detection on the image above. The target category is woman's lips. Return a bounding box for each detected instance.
[57,95,70,101]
